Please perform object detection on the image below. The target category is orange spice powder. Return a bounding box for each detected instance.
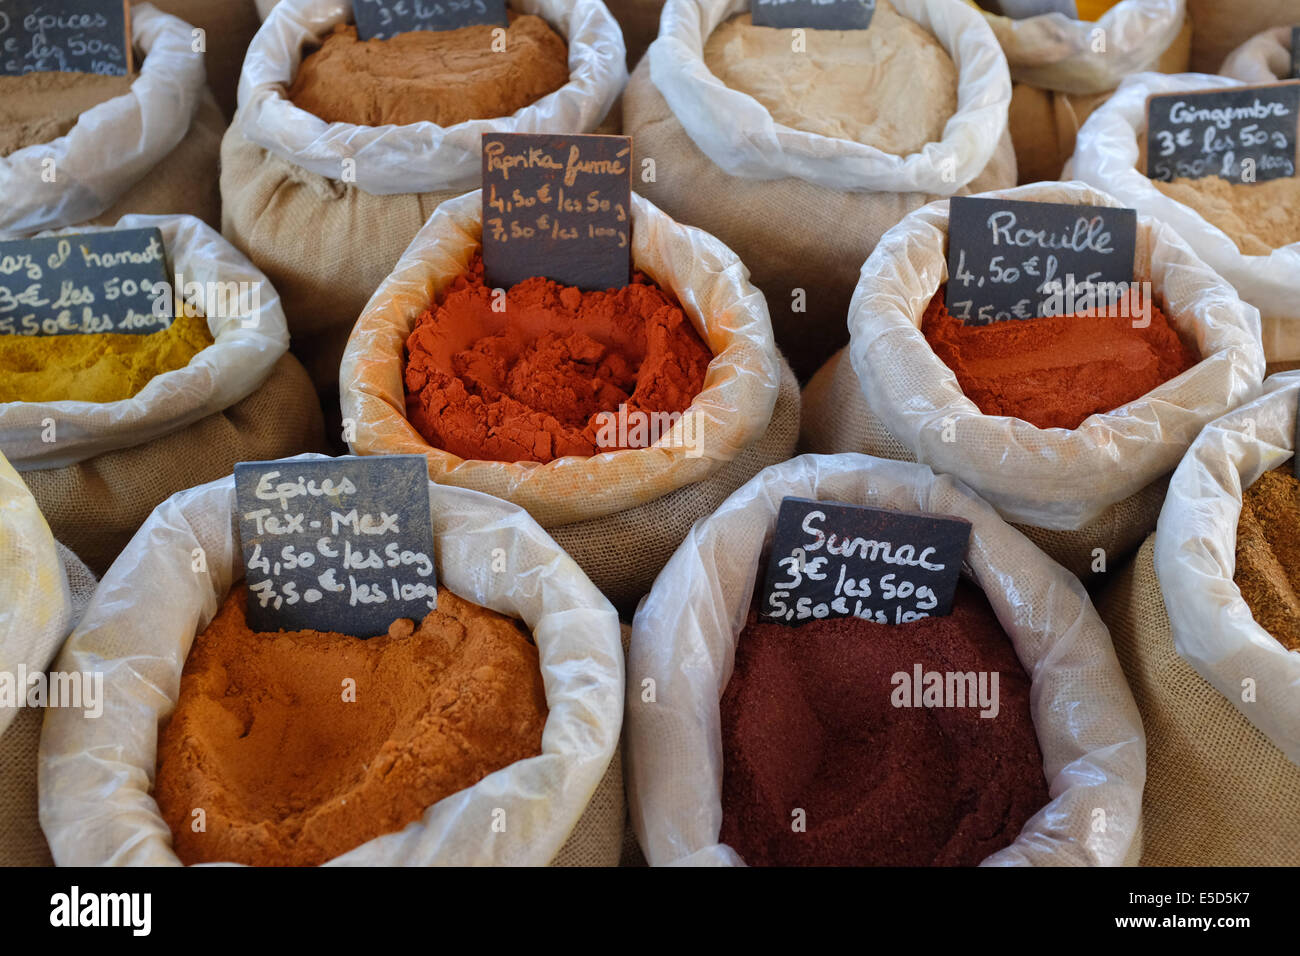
[154,585,547,866]
[921,286,1199,429]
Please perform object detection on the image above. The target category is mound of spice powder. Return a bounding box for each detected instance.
[1234,467,1300,652]
[0,72,133,156]
[1151,176,1300,256]
[288,15,570,127]
[720,580,1049,867]
[921,285,1199,429]
[0,313,213,404]
[404,255,713,463]
[154,585,547,866]
[703,1,957,153]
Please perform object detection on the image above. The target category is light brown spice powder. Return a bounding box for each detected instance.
[1234,467,1300,651]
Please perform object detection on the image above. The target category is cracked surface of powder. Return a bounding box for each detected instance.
[921,285,1199,429]
[720,580,1049,867]
[154,585,547,866]
[287,15,570,127]
[1234,468,1300,652]
[403,255,713,463]
[1151,175,1300,256]
[0,72,134,156]
[702,1,957,152]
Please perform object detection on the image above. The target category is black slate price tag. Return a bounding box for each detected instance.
[751,0,876,30]
[945,196,1137,325]
[482,132,632,292]
[352,0,507,40]
[759,497,971,628]
[1290,27,1299,80]
[1146,81,1300,183]
[234,455,438,636]
[0,228,171,336]
[0,0,132,76]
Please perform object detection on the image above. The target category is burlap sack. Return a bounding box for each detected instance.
[1068,71,1300,362]
[627,453,1146,866]
[23,354,326,577]
[1220,25,1294,82]
[550,622,632,867]
[221,0,627,391]
[605,0,664,66]
[39,456,625,866]
[0,213,314,575]
[0,707,53,866]
[0,4,217,238]
[625,0,1016,380]
[1006,17,1191,184]
[0,216,291,472]
[143,0,263,118]
[1188,0,1300,74]
[799,181,1264,581]
[550,363,797,613]
[981,0,1186,94]
[1153,371,1300,760]
[341,191,793,615]
[0,542,96,867]
[91,92,223,231]
[1097,536,1300,866]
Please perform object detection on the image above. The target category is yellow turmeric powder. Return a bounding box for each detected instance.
[0,314,214,404]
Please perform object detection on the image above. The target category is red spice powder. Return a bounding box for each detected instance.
[719,581,1048,867]
[403,256,713,463]
[921,286,1199,429]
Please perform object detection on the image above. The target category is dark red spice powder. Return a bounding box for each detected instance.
[719,581,1049,866]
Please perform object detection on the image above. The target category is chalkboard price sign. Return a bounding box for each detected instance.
[0,0,132,76]
[234,455,438,636]
[945,196,1137,325]
[751,0,876,30]
[759,497,971,628]
[0,228,172,336]
[1146,82,1300,183]
[352,0,508,40]
[482,132,632,292]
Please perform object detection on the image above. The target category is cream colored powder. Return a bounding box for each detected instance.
[702,1,957,153]
[0,72,134,157]
[1151,175,1300,255]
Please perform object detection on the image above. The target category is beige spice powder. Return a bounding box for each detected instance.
[702,0,957,154]
[1151,175,1300,255]
[0,72,134,157]
[1234,468,1300,652]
